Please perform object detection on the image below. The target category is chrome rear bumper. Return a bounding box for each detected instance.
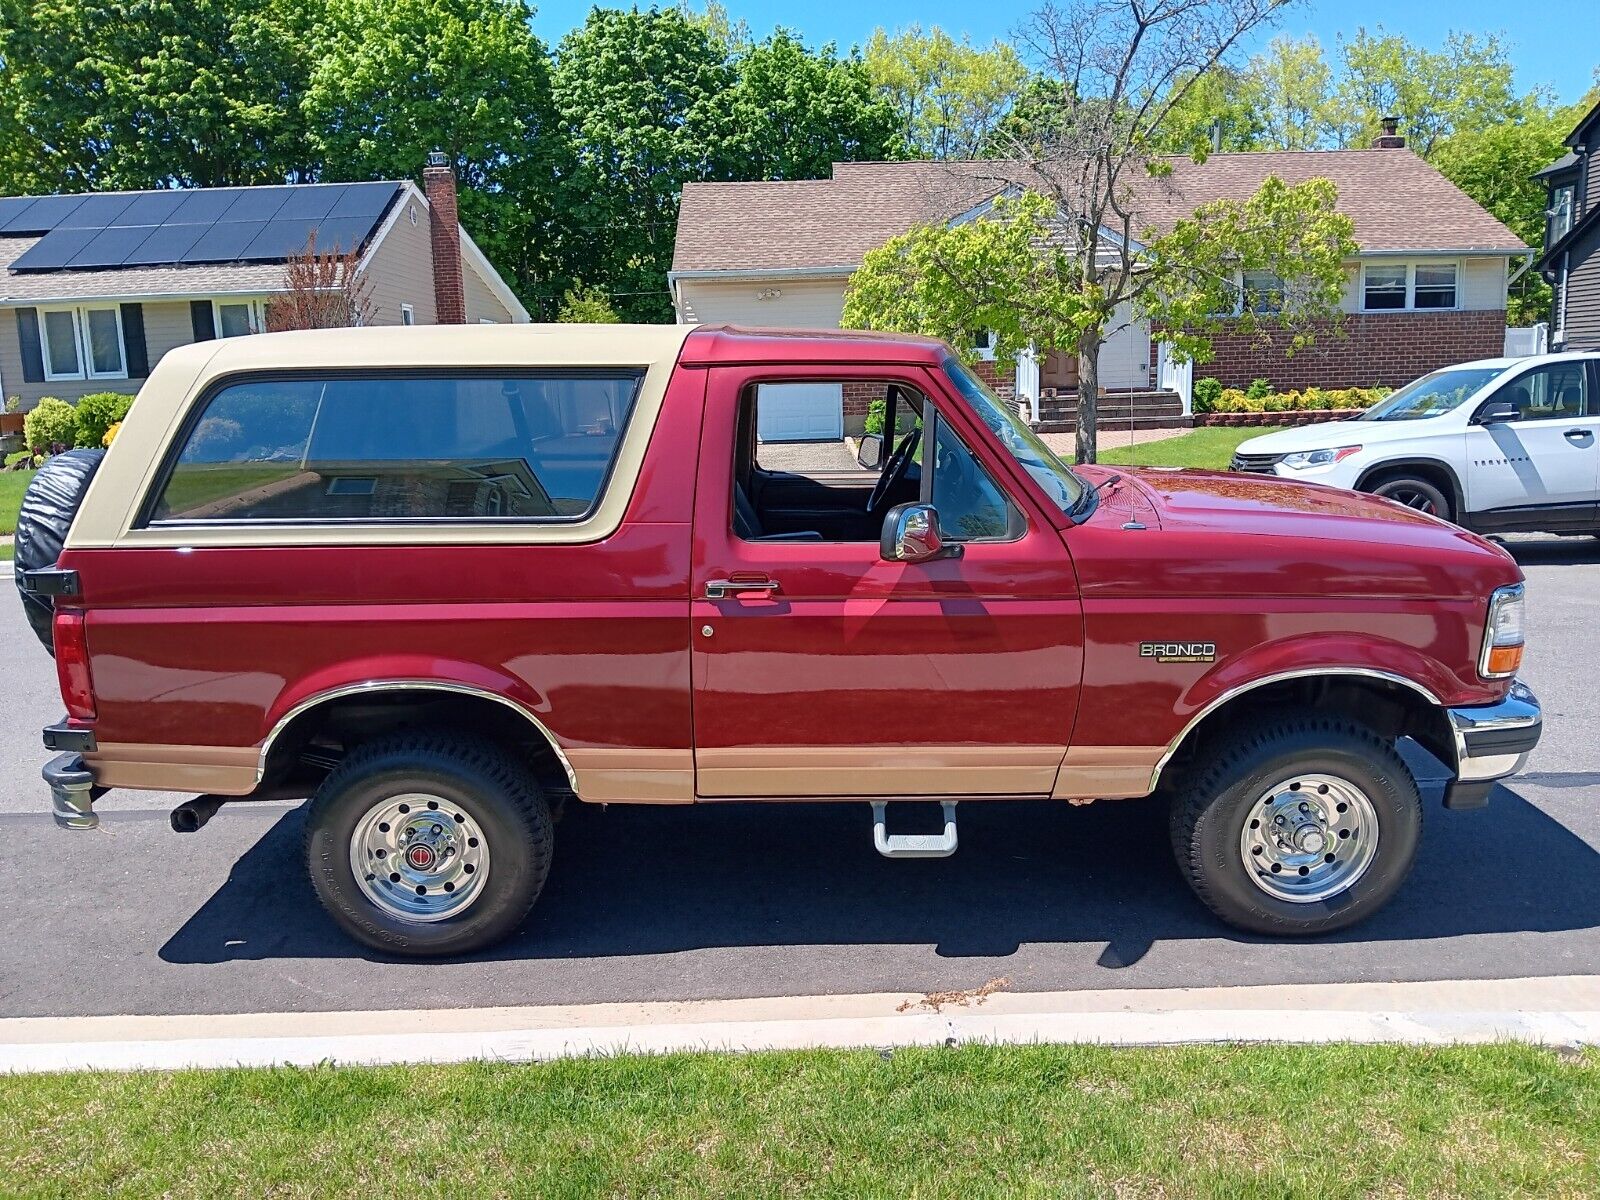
[44,752,99,829]
[1444,680,1541,809]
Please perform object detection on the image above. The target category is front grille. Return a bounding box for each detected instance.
[1229,452,1283,474]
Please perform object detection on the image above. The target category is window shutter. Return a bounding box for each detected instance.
[190,300,216,342]
[120,303,150,377]
[15,308,45,383]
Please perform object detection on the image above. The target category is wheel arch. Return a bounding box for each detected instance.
[1354,456,1465,517]
[1151,667,1457,795]
[258,680,577,795]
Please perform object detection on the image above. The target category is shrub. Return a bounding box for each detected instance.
[1245,377,1273,400]
[73,391,135,448]
[865,396,886,435]
[1192,377,1223,414]
[102,421,123,447]
[24,397,76,452]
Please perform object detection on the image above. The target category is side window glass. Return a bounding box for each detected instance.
[149,372,642,523]
[1498,365,1588,422]
[929,410,1018,541]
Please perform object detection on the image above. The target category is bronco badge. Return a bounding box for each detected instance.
[1140,641,1217,663]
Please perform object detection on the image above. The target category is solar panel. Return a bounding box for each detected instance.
[166,188,244,225]
[299,216,374,257]
[239,219,321,260]
[112,191,187,226]
[64,224,153,269]
[58,192,137,228]
[0,197,42,229]
[220,186,293,222]
[327,181,400,220]
[11,225,100,270]
[274,187,341,220]
[118,222,205,266]
[182,219,265,263]
[3,194,86,234]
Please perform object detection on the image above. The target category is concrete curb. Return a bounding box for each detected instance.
[5,976,1598,1074]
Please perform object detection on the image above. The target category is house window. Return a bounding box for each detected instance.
[401,304,415,326]
[40,305,127,381]
[1362,264,1409,310]
[1362,262,1457,312]
[1551,185,1575,243]
[214,300,263,338]
[1240,270,1285,314]
[972,330,997,360]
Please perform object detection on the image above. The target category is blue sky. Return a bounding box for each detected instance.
[529,0,1596,105]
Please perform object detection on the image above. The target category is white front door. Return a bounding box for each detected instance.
[755,382,844,442]
[1464,359,1600,525]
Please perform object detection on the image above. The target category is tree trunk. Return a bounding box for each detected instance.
[1074,332,1102,465]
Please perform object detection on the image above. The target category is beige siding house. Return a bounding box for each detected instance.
[0,160,526,414]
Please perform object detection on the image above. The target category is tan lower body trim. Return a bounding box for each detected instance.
[1052,746,1164,800]
[83,743,260,795]
[696,744,1064,798]
[565,748,694,804]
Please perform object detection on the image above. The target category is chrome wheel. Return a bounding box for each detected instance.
[349,793,490,922]
[1238,773,1379,903]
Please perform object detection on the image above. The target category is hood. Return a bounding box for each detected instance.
[1236,415,1454,454]
[1099,467,1519,601]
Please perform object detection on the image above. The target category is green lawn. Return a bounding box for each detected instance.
[0,467,34,535]
[1098,425,1287,471]
[3,1043,1598,1197]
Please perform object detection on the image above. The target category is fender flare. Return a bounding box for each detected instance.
[1354,456,1466,516]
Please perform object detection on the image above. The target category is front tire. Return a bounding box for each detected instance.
[1367,474,1452,522]
[305,734,553,957]
[1169,713,1422,936]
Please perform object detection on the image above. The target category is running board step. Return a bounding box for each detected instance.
[871,801,959,859]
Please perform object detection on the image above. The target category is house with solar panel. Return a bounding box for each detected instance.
[0,157,528,410]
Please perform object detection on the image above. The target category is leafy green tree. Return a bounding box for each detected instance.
[864,25,1027,160]
[1250,35,1338,151]
[0,0,320,191]
[706,31,902,180]
[1333,28,1519,156]
[552,7,734,321]
[843,180,1354,387]
[557,284,622,323]
[1154,66,1270,154]
[304,0,571,315]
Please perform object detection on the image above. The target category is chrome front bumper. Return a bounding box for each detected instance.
[1443,679,1541,809]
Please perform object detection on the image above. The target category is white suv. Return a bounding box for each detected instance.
[1232,353,1600,534]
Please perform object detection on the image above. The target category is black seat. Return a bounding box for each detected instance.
[733,478,823,541]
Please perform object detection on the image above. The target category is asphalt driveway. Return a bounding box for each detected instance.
[2,535,1596,1019]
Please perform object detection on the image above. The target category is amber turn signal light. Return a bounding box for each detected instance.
[1485,644,1523,678]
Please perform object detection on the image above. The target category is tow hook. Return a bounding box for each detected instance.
[171,795,225,833]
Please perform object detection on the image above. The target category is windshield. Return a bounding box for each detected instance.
[943,356,1085,514]
[1359,367,1505,422]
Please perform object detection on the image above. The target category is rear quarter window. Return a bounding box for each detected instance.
[146,371,643,524]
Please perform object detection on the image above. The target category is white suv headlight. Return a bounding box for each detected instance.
[1480,584,1525,679]
[1281,445,1362,469]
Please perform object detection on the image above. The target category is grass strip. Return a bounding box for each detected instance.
[2,1042,1597,1198]
[1098,426,1287,471]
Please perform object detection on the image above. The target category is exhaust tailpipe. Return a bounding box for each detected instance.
[171,795,225,833]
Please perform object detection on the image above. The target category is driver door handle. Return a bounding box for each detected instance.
[1564,428,1592,442]
[705,576,781,600]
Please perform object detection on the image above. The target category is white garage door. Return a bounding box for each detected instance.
[1098,302,1151,389]
[756,382,844,442]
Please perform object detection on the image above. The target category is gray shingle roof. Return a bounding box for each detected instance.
[0,233,288,301]
[672,149,1528,274]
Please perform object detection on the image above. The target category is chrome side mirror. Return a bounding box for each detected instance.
[880,502,963,563]
[856,433,884,470]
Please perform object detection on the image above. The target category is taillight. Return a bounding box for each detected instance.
[54,608,96,720]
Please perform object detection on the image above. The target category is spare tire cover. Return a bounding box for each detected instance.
[14,448,106,655]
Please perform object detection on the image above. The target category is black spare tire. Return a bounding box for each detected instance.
[14,448,105,654]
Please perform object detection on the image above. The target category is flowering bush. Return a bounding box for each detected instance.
[1209,385,1389,413]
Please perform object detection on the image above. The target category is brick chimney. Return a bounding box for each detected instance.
[423,150,466,324]
[1371,116,1406,149]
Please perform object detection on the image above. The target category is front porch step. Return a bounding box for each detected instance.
[1032,415,1192,434]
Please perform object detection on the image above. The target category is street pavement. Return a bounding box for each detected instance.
[1,536,1597,1020]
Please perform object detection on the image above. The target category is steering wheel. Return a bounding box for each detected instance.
[867,427,921,514]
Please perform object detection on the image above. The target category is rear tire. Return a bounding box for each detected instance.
[1169,713,1422,937]
[13,448,106,654]
[1367,474,1451,522]
[305,733,554,957]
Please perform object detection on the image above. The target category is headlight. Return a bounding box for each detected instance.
[1480,583,1525,679]
[1281,445,1362,469]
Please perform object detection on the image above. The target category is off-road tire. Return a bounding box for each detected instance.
[1367,474,1452,522]
[1169,712,1422,936]
[304,733,554,957]
[13,448,106,654]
